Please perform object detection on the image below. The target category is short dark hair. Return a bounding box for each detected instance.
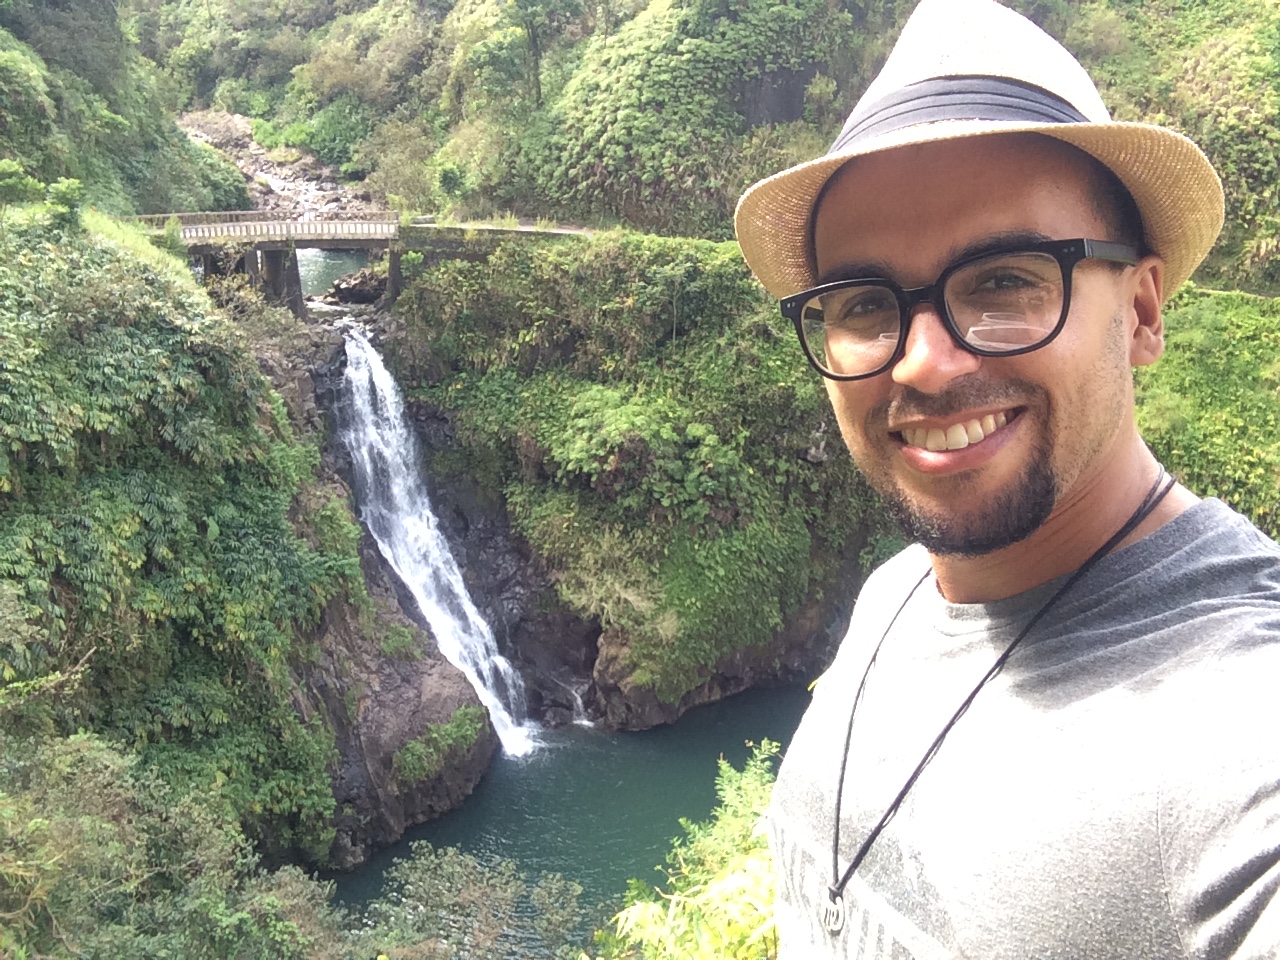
[1081,150,1148,256]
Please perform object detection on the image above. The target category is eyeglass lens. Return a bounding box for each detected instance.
[799,251,1066,377]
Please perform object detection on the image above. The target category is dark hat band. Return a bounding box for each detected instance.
[830,76,1090,154]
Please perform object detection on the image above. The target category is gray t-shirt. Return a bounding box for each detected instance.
[771,499,1280,959]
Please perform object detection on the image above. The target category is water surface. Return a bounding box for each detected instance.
[335,684,811,910]
[297,248,370,296]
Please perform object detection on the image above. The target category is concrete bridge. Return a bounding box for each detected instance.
[135,210,591,316]
[133,211,402,316]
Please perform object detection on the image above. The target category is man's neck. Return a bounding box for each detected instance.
[928,437,1199,604]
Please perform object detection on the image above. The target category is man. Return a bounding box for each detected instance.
[734,0,1280,957]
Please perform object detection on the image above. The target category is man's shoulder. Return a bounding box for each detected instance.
[1107,498,1280,614]
[862,541,932,595]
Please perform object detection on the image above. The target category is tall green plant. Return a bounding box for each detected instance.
[601,740,781,960]
[0,213,361,856]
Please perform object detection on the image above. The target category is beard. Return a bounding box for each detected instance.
[863,379,1059,557]
[880,435,1057,555]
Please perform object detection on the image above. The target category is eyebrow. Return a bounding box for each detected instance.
[816,230,1056,286]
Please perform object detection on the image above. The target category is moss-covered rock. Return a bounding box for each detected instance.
[384,230,892,720]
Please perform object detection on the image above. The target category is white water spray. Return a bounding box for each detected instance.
[339,328,537,755]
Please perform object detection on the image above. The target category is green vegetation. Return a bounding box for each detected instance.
[395,231,880,701]
[0,727,594,957]
[0,3,249,214]
[362,844,590,957]
[113,0,1280,284]
[393,705,488,783]
[1137,286,1280,538]
[602,740,780,959]
[0,732,345,958]
[0,208,364,859]
[380,623,421,659]
[4,0,1280,957]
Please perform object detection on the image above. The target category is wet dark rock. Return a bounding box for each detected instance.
[330,267,385,304]
[295,526,499,870]
[542,706,575,728]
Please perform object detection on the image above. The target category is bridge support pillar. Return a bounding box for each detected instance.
[242,248,260,286]
[387,249,403,302]
[261,247,305,319]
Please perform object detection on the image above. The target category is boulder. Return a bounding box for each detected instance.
[330,267,386,304]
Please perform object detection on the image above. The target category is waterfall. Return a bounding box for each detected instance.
[338,328,537,756]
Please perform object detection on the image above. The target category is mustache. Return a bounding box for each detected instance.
[872,378,1047,426]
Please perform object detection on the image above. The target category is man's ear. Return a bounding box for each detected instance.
[1129,255,1165,368]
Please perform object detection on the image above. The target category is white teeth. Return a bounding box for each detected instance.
[945,423,969,449]
[901,412,1013,451]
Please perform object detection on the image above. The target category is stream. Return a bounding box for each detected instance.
[297,248,370,295]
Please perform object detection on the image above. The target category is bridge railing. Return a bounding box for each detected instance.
[179,219,399,242]
[131,210,400,231]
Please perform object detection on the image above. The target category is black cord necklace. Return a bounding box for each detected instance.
[822,470,1177,935]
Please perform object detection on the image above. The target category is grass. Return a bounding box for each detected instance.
[81,209,198,289]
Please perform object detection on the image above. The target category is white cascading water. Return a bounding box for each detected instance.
[339,328,537,756]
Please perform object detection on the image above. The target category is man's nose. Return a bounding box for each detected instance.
[891,304,982,393]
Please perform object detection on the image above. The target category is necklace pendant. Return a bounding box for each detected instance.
[823,890,846,934]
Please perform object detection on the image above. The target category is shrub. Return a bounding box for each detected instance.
[396,232,876,702]
[393,705,489,783]
[1136,286,1280,537]
[604,739,781,959]
[0,215,369,857]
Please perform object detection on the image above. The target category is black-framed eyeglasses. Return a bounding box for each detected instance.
[780,238,1139,381]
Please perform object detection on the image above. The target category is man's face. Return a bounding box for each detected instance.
[812,136,1147,555]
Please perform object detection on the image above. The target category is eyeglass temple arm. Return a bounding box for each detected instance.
[1081,239,1140,265]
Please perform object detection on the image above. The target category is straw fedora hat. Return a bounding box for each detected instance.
[734,0,1223,301]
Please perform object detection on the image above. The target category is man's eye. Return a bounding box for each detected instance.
[834,291,895,322]
[973,272,1038,292]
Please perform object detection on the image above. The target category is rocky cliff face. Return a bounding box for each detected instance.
[590,553,861,730]
[253,306,498,870]
[293,529,498,870]
[402,394,861,733]
[355,309,861,735]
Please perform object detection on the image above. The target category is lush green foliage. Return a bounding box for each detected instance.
[597,739,780,959]
[393,704,488,783]
[1058,0,1280,290]
[362,843,590,958]
[119,0,1280,282]
[0,6,249,214]
[395,232,878,701]
[0,732,352,959]
[0,212,365,858]
[1137,286,1280,537]
[505,0,849,236]
[0,724,593,959]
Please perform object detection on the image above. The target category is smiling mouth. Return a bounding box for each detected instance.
[894,410,1018,452]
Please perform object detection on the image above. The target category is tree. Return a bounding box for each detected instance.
[502,0,581,107]
[0,158,43,227]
